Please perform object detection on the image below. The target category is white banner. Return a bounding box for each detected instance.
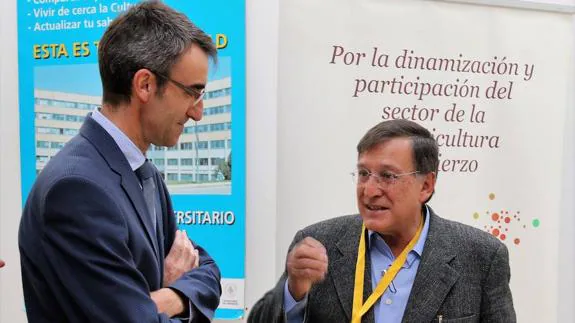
[277,0,574,321]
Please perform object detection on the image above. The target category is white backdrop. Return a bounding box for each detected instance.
[277,0,575,322]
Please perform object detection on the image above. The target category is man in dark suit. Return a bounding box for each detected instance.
[19,2,221,322]
[249,119,515,323]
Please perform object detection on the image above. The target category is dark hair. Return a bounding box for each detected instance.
[357,119,439,175]
[98,0,217,105]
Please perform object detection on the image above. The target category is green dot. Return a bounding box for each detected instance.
[473,212,479,220]
[532,219,540,228]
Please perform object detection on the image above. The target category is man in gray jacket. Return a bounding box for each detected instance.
[249,119,515,323]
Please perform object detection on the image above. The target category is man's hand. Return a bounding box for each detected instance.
[151,288,185,318]
[286,237,328,301]
[163,230,199,287]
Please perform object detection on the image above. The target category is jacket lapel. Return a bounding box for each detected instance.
[402,211,459,323]
[79,116,160,262]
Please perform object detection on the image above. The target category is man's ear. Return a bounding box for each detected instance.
[132,69,155,103]
[419,171,436,203]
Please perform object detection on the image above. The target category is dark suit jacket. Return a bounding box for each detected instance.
[19,117,221,322]
[248,208,515,323]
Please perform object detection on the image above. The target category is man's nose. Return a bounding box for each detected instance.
[362,176,383,197]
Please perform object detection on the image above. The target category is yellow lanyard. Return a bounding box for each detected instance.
[351,219,424,323]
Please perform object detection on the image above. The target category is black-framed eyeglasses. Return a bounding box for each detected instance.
[151,70,206,106]
[351,168,419,187]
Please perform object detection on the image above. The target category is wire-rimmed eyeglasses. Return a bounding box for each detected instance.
[151,70,206,106]
[351,168,419,186]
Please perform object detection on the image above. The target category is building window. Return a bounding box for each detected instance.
[50,142,65,149]
[181,158,194,166]
[167,173,178,181]
[167,158,178,166]
[36,113,51,120]
[37,127,60,135]
[211,157,224,166]
[203,104,231,116]
[209,123,225,132]
[63,128,78,136]
[153,159,165,166]
[210,140,225,149]
[77,103,91,110]
[197,174,209,182]
[35,99,50,106]
[196,141,208,150]
[198,158,209,166]
[205,87,231,100]
[36,141,50,148]
[53,114,66,121]
[180,142,193,150]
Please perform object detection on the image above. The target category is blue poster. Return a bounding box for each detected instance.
[18,0,245,319]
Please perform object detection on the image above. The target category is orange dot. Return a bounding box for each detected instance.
[514,238,520,245]
[491,213,500,221]
[505,217,511,223]
[492,228,500,236]
[500,234,506,241]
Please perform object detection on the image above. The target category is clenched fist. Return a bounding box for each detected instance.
[286,237,328,301]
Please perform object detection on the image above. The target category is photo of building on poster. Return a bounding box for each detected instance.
[33,58,233,195]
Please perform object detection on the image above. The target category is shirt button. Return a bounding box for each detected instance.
[385,298,393,305]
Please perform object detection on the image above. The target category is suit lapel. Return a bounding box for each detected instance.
[330,216,375,323]
[79,116,160,263]
[402,211,459,323]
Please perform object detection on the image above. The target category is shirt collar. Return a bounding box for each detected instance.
[90,109,146,171]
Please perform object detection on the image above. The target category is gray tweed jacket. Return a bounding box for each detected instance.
[248,207,515,323]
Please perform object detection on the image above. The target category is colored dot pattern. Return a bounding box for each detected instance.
[472,193,539,246]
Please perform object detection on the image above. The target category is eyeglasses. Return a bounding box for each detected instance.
[351,168,419,186]
[151,70,206,106]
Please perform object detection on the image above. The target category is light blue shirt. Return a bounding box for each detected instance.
[90,110,194,322]
[284,207,431,323]
[91,110,146,171]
